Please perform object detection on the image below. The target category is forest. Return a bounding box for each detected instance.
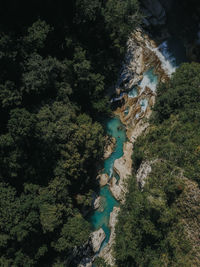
[1,0,200,266]
[0,0,141,266]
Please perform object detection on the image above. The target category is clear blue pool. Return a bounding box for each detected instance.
[89,117,126,246]
[89,36,185,261]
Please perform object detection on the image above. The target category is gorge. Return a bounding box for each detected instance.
[78,24,187,266]
[0,1,200,266]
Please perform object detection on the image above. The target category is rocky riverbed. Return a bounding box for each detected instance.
[99,28,176,265]
[76,26,176,266]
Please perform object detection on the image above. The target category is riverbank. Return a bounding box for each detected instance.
[78,26,181,266]
[99,28,179,265]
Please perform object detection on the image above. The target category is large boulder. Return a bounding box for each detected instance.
[141,0,166,26]
[110,177,122,201]
[104,136,116,159]
[90,228,106,253]
[97,173,109,187]
[76,228,106,267]
[93,196,101,210]
[99,207,120,266]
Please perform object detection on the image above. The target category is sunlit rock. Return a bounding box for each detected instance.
[97,173,109,187]
[99,207,120,266]
[104,136,116,160]
[93,196,101,210]
[90,228,106,253]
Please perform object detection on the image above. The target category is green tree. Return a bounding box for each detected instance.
[53,215,90,252]
[23,19,52,51]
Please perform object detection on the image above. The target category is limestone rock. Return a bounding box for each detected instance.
[93,196,101,210]
[97,173,109,187]
[109,177,122,201]
[104,136,116,160]
[114,142,133,180]
[74,228,105,266]
[110,142,133,202]
[90,228,106,253]
[99,207,120,266]
[141,0,166,26]
[78,259,92,267]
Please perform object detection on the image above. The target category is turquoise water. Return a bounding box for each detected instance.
[90,117,126,246]
[89,39,183,260]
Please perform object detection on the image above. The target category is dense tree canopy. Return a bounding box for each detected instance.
[0,0,141,266]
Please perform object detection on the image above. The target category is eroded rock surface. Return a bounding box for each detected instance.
[109,142,133,202]
[104,136,116,159]
[93,196,101,210]
[97,173,109,187]
[76,228,106,267]
[99,207,120,266]
[90,228,106,253]
[114,28,171,145]
[141,0,166,26]
[141,0,173,26]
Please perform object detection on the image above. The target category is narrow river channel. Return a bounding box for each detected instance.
[89,33,187,260]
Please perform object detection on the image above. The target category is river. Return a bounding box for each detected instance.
[88,33,186,264]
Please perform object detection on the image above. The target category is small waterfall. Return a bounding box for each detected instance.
[109,166,113,178]
[139,68,158,93]
[147,41,176,76]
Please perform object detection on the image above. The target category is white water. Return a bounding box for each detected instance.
[139,68,158,93]
[128,40,177,121]
[147,41,177,76]
[135,113,140,119]
[109,166,113,178]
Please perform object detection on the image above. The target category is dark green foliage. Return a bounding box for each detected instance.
[93,257,111,267]
[8,108,36,141]
[154,62,200,122]
[115,63,200,266]
[23,19,52,52]
[132,145,144,173]
[141,63,200,186]
[103,0,141,52]
[115,164,191,267]
[0,0,140,265]
[53,216,90,252]
[0,81,21,108]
